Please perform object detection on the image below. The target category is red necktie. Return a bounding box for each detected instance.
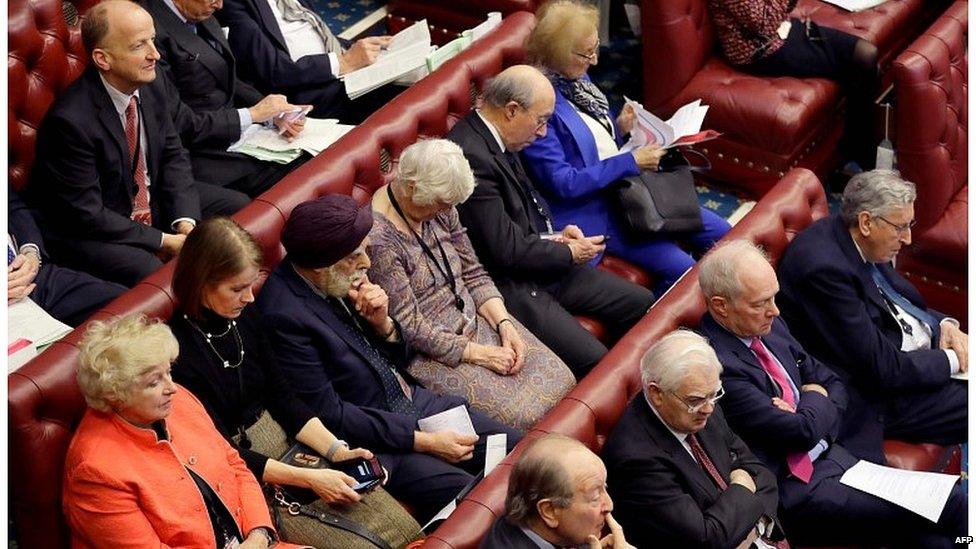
[125,96,152,225]
[687,433,729,490]
[750,337,813,483]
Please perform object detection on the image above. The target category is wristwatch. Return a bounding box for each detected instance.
[325,439,349,461]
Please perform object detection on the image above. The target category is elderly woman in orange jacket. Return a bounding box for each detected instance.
[63,314,301,549]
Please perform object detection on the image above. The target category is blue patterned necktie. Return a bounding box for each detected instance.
[8,240,16,265]
[868,263,940,344]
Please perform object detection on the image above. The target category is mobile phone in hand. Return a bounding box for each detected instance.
[334,456,385,492]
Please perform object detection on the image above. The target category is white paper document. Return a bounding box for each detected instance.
[8,338,37,373]
[8,297,71,351]
[228,118,354,161]
[343,20,433,99]
[620,97,720,152]
[951,370,968,381]
[840,460,959,522]
[418,405,477,436]
[421,498,457,531]
[469,11,502,42]
[484,433,508,476]
[820,0,888,12]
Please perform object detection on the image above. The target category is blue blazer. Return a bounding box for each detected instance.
[257,259,423,453]
[520,81,639,255]
[777,214,950,395]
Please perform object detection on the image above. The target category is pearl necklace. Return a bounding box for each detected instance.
[184,314,245,368]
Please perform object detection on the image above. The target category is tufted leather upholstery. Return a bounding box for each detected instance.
[641,0,949,197]
[7,12,542,547]
[891,0,967,324]
[424,168,960,549]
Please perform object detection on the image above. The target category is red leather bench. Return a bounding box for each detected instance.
[641,0,951,197]
[423,168,960,549]
[891,0,968,326]
[386,0,539,44]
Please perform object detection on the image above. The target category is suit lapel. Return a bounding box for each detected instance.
[702,313,781,394]
[251,0,289,50]
[89,71,134,198]
[553,90,599,164]
[831,215,889,316]
[467,115,539,228]
[763,322,802,388]
[139,82,162,182]
[153,4,233,90]
[636,397,719,498]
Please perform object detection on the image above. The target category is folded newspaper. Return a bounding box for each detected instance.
[228,118,354,163]
[620,97,721,152]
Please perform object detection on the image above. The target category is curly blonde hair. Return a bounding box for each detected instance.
[526,0,600,75]
[77,314,179,412]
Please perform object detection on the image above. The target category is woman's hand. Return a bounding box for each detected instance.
[302,468,362,505]
[238,531,271,549]
[616,103,636,135]
[498,321,526,374]
[331,445,374,463]
[632,145,666,171]
[463,342,516,374]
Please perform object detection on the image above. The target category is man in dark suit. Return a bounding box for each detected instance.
[482,434,634,549]
[8,189,126,327]
[447,65,653,379]
[28,0,248,287]
[602,329,785,549]
[216,0,398,122]
[698,240,965,547]
[142,0,307,197]
[257,195,520,523]
[778,170,967,446]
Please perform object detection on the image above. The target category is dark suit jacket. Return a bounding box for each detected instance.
[216,0,343,110]
[257,259,426,453]
[9,189,46,258]
[447,113,575,284]
[28,67,200,250]
[480,517,539,549]
[602,396,781,549]
[777,214,950,396]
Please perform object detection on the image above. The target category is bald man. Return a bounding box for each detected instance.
[482,434,633,549]
[28,0,247,287]
[448,65,653,379]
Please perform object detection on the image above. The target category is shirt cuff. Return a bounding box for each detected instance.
[945,349,960,375]
[941,317,960,329]
[238,108,252,133]
[329,52,341,76]
[807,439,829,462]
[18,243,41,257]
[171,218,196,232]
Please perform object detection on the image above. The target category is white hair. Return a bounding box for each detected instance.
[396,139,475,207]
[641,329,722,395]
[840,169,916,226]
[698,240,770,300]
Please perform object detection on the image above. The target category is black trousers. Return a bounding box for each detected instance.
[48,182,248,287]
[500,265,654,379]
[30,263,127,327]
[746,19,877,167]
[379,389,521,524]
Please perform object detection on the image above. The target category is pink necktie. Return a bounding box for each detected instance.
[750,337,813,483]
[125,96,152,225]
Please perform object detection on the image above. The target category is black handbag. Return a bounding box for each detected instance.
[613,148,708,234]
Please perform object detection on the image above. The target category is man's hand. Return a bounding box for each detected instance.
[7,252,40,303]
[566,236,606,264]
[338,36,393,75]
[498,321,526,374]
[414,430,478,463]
[800,383,828,397]
[616,103,636,136]
[587,514,636,549]
[729,468,756,492]
[632,145,666,171]
[248,94,293,124]
[940,321,968,373]
[771,397,795,413]
[174,220,195,235]
[348,275,393,336]
[272,107,311,141]
[160,233,187,257]
[331,446,374,463]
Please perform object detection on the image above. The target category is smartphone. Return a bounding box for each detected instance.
[600,235,611,243]
[278,106,312,123]
[334,457,385,492]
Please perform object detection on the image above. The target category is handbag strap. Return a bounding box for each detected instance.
[675,148,713,173]
[272,487,394,549]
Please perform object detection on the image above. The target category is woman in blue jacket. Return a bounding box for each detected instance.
[521,0,730,294]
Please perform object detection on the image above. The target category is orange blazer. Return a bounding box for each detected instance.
[63,385,280,548]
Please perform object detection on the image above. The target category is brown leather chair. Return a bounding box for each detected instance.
[641,0,950,197]
[891,0,968,325]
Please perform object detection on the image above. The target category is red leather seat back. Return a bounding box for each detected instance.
[640,0,714,113]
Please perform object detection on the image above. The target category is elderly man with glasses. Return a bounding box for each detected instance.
[602,330,786,549]
[777,170,967,448]
[698,240,966,547]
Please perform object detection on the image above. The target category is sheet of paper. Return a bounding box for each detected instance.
[344,41,432,99]
[666,99,708,140]
[421,498,457,531]
[840,460,959,522]
[426,35,472,72]
[951,370,968,381]
[418,405,477,436]
[619,96,672,152]
[8,297,72,349]
[228,118,353,159]
[820,0,888,11]
[8,338,37,373]
[469,12,502,42]
[484,433,507,476]
[382,19,430,54]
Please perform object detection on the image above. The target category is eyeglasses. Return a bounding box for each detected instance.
[875,215,917,234]
[573,40,601,61]
[667,386,725,414]
[519,105,551,130]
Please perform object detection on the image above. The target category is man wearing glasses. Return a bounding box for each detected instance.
[698,240,965,546]
[778,170,967,447]
[602,329,785,549]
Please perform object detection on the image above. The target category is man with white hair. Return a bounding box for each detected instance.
[778,169,967,445]
[601,330,784,548]
[698,240,966,547]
